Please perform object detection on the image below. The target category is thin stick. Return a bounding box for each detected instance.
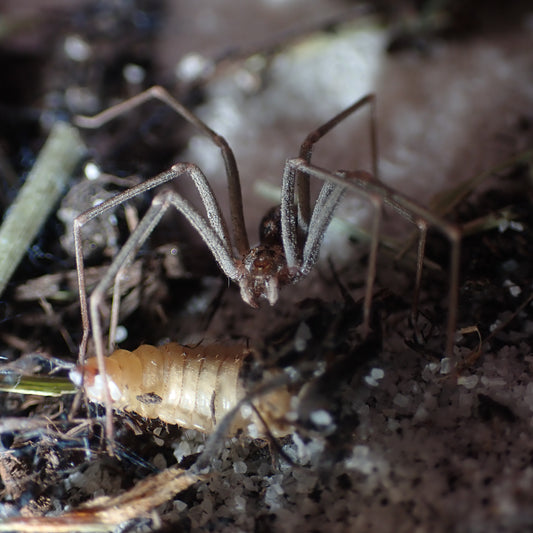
[410,222,428,343]
[0,465,201,532]
[0,122,86,297]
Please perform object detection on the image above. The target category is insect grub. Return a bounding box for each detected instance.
[70,341,294,439]
[73,86,462,441]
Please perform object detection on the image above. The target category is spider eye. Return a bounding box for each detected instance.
[253,254,271,271]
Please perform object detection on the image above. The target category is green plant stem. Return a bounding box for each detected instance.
[0,122,86,296]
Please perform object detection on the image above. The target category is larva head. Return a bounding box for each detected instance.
[69,356,122,404]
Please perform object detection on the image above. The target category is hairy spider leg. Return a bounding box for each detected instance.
[74,163,234,357]
[285,158,462,358]
[302,180,347,274]
[74,164,241,444]
[281,160,382,336]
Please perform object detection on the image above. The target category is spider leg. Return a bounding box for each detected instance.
[287,158,461,358]
[75,163,233,364]
[301,180,345,276]
[74,85,249,255]
[82,176,239,448]
[280,161,353,274]
[304,170,383,339]
[108,263,126,354]
[283,156,382,335]
[88,197,171,446]
[280,159,299,270]
[296,94,377,233]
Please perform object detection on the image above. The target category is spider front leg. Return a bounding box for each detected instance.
[74,163,234,361]
[286,158,462,357]
[74,163,240,446]
[281,158,382,336]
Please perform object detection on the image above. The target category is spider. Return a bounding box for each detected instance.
[73,86,462,440]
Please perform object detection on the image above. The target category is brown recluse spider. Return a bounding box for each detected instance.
[73,86,461,444]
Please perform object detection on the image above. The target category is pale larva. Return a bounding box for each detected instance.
[70,342,293,438]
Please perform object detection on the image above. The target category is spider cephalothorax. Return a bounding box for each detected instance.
[237,204,296,307]
[238,243,291,307]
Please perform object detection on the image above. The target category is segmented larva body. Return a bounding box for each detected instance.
[72,343,293,437]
